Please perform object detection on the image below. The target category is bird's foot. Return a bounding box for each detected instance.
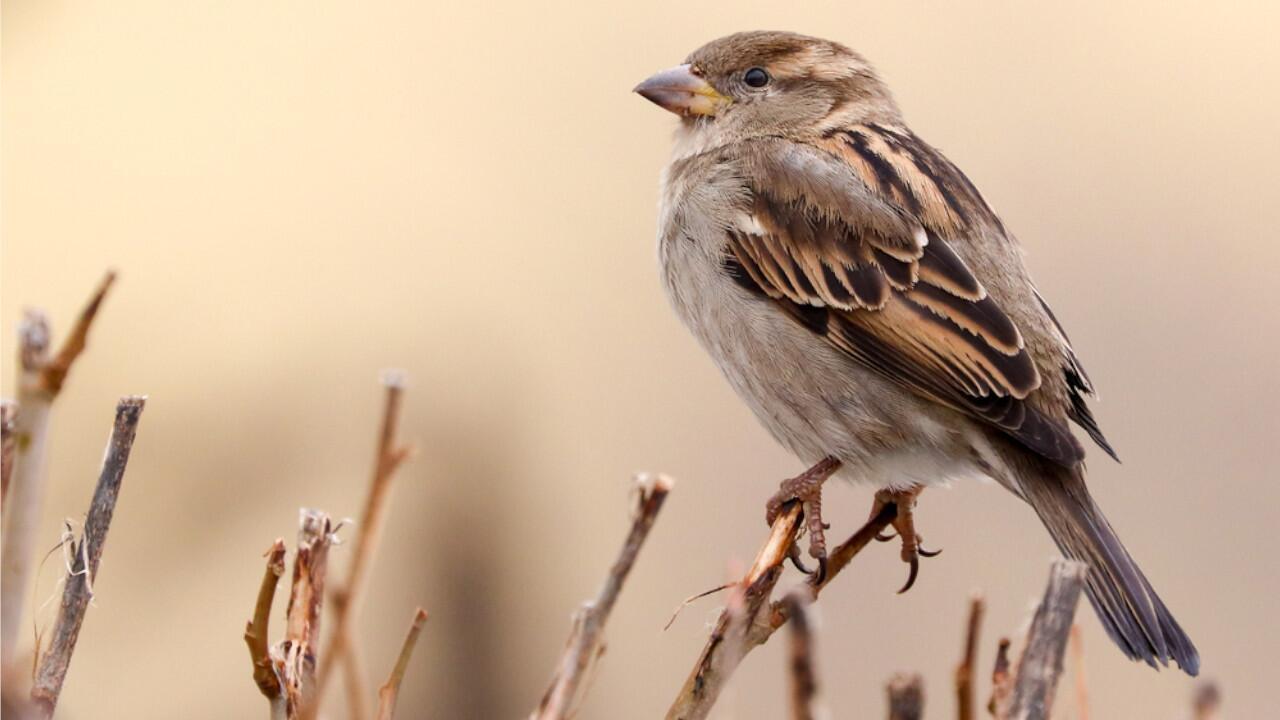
[869,486,941,594]
[765,456,842,583]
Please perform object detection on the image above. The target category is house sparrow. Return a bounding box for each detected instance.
[636,31,1198,674]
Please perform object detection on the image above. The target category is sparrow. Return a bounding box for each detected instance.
[635,31,1198,674]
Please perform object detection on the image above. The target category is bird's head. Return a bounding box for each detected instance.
[635,31,900,147]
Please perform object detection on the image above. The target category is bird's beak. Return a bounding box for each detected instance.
[633,64,730,117]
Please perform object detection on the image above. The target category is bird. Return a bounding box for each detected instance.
[634,30,1198,675]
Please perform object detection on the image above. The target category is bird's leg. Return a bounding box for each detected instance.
[868,486,942,594]
[765,456,842,582]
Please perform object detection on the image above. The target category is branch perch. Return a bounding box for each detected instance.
[1,271,116,670]
[316,373,413,720]
[666,499,898,720]
[532,473,673,720]
[375,608,429,720]
[29,396,145,718]
[1005,560,1087,720]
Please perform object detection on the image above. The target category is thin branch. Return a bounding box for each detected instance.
[956,594,985,720]
[987,638,1013,719]
[375,608,429,720]
[667,500,898,720]
[782,589,820,720]
[1,272,116,670]
[316,373,413,720]
[532,473,674,720]
[887,673,924,720]
[29,396,145,718]
[277,509,335,719]
[245,539,288,701]
[1,401,16,508]
[1006,560,1088,720]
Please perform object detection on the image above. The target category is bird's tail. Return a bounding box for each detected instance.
[1019,468,1200,675]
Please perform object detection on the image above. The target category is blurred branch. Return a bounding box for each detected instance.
[1006,560,1087,720]
[375,608,429,720]
[245,539,288,705]
[532,473,673,720]
[666,500,898,720]
[782,589,820,720]
[29,396,145,718]
[987,638,1013,719]
[1,271,116,671]
[887,673,924,720]
[1192,682,1221,720]
[956,595,985,720]
[1,401,16,508]
[278,509,335,719]
[316,373,413,720]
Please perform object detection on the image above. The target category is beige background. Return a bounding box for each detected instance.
[3,1,1278,717]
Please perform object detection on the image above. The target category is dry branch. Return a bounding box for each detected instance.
[887,673,924,720]
[245,539,288,701]
[316,373,413,720]
[29,396,145,718]
[1,271,116,670]
[956,595,985,720]
[277,509,336,719]
[532,473,673,720]
[782,589,819,720]
[666,499,898,720]
[375,608,429,720]
[1006,560,1087,720]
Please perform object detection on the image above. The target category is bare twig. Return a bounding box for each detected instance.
[1,272,116,670]
[316,373,413,720]
[987,638,1013,719]
[956,594,985,720]
[375,608,429,720]
[245,539,288,701]
[1006,560,1087,720]
[667,499,898,720]
[29,396,144,718]
[532,473,673,720]
[1,401,16,507]
[277,509,335,719]
[1192,681,1221,720]
[887,673,924,720]
[38,271,117,396]
[782,589,820,720]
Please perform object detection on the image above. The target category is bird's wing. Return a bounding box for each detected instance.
[721,128,1088,466]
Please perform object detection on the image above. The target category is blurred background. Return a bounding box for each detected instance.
[3,1,1278,717]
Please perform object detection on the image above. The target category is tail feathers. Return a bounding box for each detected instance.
[1021,472,1200,676]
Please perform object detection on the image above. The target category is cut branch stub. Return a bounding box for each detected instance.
[276,509,335,718]
[1006,560,1087,720]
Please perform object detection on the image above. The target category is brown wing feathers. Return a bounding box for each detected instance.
[724,127,1092,466]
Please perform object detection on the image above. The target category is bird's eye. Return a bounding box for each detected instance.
[743,67,770,88]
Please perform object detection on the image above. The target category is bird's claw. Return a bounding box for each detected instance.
[870,486,942,594]
[765,457,841,583]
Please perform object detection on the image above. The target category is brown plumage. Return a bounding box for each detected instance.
[637,31,1196,674]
